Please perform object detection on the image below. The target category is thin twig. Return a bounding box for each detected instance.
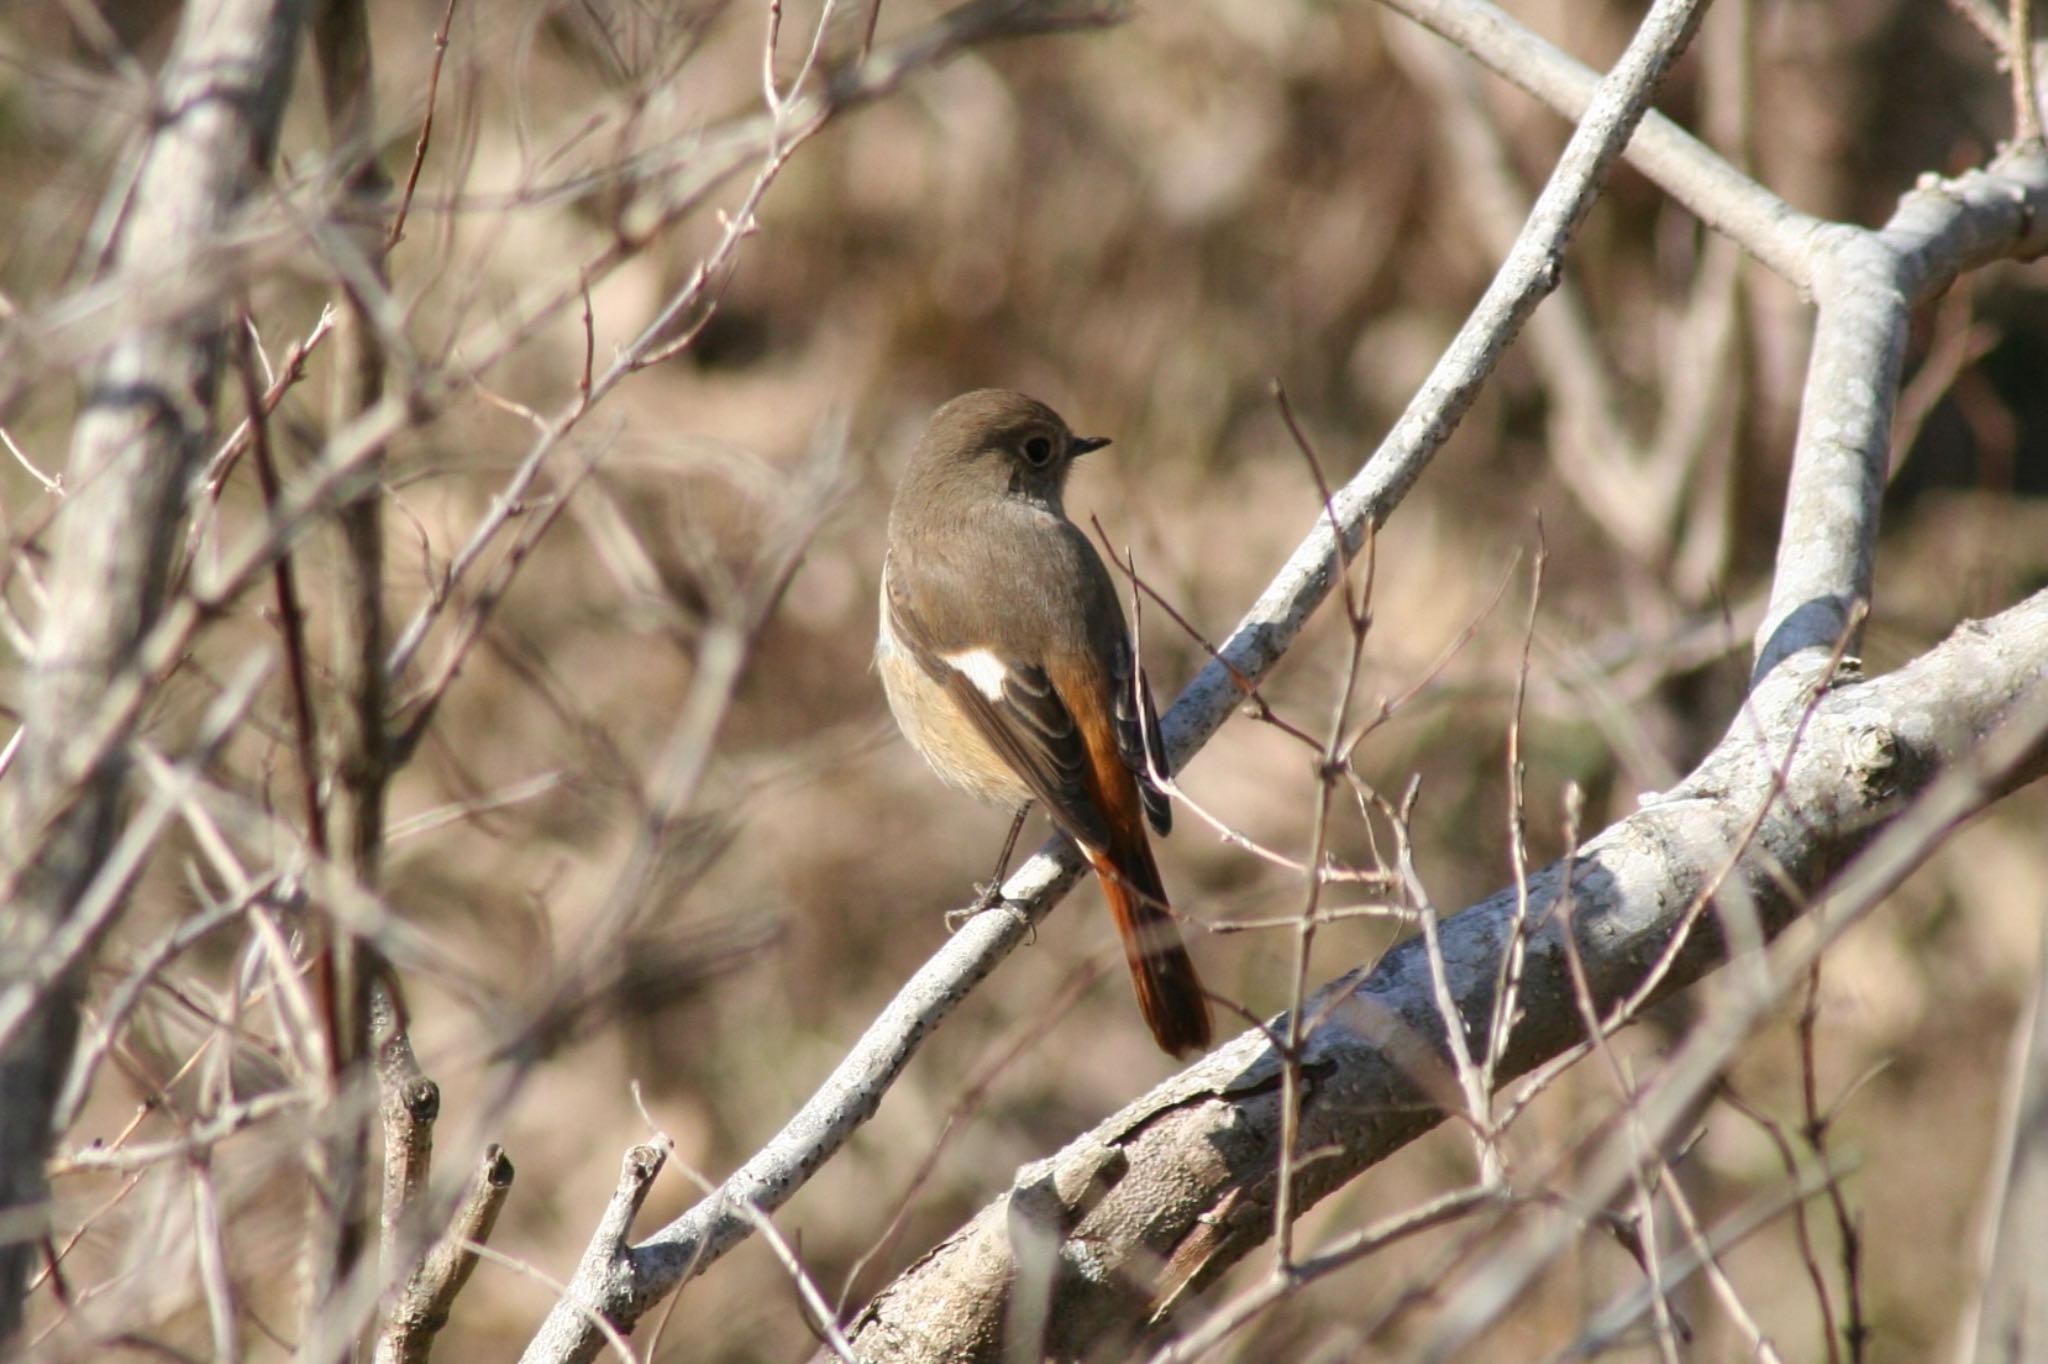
[1552,786,1687,1361]
[235,318,327,860]
[467,1240,641,1363]
[1089,514,1323,756]
[1481,527,1546,1107]
[189,1159,241,1364]
[833,961,1107,1316]
[1148,1184,1503,1363]
[51,1091,305,1174]
[1798,963,1868,1362]
[53,878,276,1133]
[1386,777,1498,1171]
[1556,1163,1849,1361]
[1719,1083,1841,1362]
[0,427,63,496]
[386,0,461,251]
[2013,0,2044,142]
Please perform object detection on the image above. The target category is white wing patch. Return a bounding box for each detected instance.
[942,647,1010,700]
[875,575,902,661]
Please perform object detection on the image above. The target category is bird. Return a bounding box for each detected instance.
[875,389,1212,1057]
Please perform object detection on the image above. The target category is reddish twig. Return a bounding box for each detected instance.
[386,0,461,252]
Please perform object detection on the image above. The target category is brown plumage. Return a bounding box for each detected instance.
[878,390,1211,1056]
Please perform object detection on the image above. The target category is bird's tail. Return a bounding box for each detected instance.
[1087,839,1212,1057]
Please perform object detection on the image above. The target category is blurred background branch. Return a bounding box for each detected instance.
[0,0,308,1346]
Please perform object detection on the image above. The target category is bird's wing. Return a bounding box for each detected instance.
[885,562,1108,847]
[1110,639,1173,837]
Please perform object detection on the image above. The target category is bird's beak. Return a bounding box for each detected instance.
[1072,435,1112,456]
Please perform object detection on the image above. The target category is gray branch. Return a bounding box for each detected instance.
[834,590,2048,1363]
[1754,149,2048,676]
[374,1143,515,1364]
[1378,0,2048,677]
[0,0,306,1344]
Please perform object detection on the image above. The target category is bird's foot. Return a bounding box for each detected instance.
[945,884,1035,942]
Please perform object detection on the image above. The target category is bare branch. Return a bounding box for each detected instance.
[1419,625,2048,1358]
[835,589,2048,1364]
[0,661,271,1058]
[375,1144,516,1364]
[1149,1185,1504,1363]
[1754,145,2048,678]
[385,0,460,253]
[1380,0,1826,286]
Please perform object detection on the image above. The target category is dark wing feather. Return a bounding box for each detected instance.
[886,575,1105,844]
[1110,641,1173,836]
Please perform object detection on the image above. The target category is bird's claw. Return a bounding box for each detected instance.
[945,884,1035,941]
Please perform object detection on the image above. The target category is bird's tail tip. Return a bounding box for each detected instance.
[1093,850,1213,1057]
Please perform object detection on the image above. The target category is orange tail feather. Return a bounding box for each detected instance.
[1088,842,1211,1057]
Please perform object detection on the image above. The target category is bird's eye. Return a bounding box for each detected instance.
[1022,435,1055,466]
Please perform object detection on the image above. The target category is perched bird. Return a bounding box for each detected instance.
[876,389,1212,1056]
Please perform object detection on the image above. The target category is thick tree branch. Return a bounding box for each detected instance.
[1374,0,2048,686]
[835,590,2048,1364]
[1419,621,2048,1360]
[0,0,306,1343]
[1754,145,2048,677]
